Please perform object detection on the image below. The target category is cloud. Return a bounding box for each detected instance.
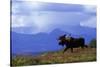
[12,1,84,15]
[12,14,39,28]
[12,15,25,27]
[83,5,96,12]
[12,11,93,33]
[12,1,96,13]
[11,1,96,34]
[82,5,96,15]
[80,16,96,28]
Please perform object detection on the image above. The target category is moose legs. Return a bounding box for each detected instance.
[71,48,73,53]
[63,47,68,53]
[63,47,73,53]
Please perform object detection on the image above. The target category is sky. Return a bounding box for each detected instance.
[11,0,96,34]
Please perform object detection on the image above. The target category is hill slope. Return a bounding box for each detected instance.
[11,48,96,66]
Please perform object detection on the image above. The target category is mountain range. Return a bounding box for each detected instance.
[11,26,96,54]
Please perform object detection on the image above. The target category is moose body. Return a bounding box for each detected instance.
[58,34,88,53]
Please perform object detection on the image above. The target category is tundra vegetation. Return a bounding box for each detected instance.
[11,38,96,66]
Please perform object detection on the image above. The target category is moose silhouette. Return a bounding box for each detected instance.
[58,34,88,53]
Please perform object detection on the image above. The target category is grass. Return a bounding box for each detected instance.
[11,47,96,66]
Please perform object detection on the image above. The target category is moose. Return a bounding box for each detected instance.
[58,34,88,53]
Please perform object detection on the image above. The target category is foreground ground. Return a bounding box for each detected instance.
[11,48,96,66]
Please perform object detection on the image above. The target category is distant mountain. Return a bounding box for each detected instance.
[11,26,96,54]
[11,29,65,54]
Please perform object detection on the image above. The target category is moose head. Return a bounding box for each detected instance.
[58,34,71,46]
